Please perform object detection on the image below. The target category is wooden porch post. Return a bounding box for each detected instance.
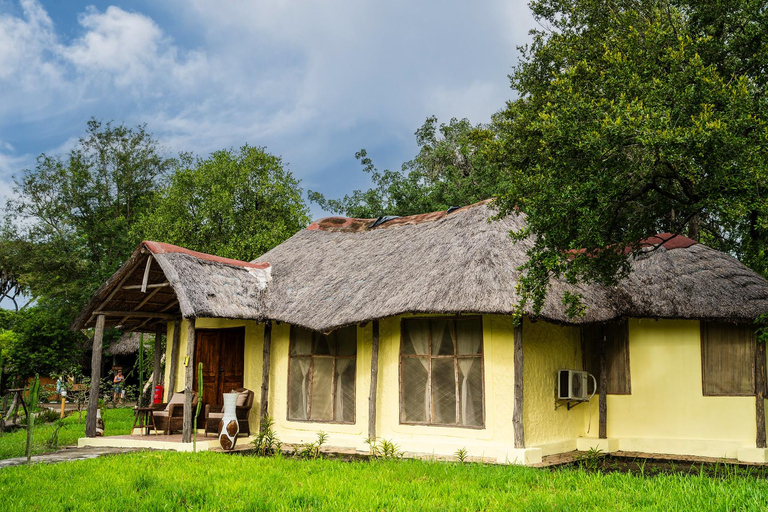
[167,319,181,398]
[153,323,165,394]
[599,332,608,439]
[756,337,766,449]
[368,320,380,441]
[259,321,272,431]
[85,315,105,438]
[182,318,196,443]
[513,322,525,449]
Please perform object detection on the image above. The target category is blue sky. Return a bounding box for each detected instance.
[0,0,534,219]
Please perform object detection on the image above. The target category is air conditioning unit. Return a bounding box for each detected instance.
[558,369,597,401]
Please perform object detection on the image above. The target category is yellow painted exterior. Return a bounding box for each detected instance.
[522,319,589,456]
[156,315,762,463]
[163,318,264,430]
[583,319,757,459]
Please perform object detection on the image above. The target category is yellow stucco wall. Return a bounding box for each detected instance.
[371,314,517,461]
[162,318,264,431]
[584,319,756,458]
[523,318,589,455]
[268,322,371,450]
[160,314,761,462]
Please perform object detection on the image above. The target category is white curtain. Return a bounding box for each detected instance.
[334,359,353,421]
[296,359,311,420]
[406,322,431,421]
[457,323,482,426]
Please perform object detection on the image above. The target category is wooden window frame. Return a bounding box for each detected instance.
[701,321,758,397]
[287,326,357,424]
[398,316,486,429]
[581,321,631,396]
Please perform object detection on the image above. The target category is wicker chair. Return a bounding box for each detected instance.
[152,390,198,435]
[204,388,254,437]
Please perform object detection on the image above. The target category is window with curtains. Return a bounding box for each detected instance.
[701,321,757,396]
[399,317,484,428]
[288,325,356,423]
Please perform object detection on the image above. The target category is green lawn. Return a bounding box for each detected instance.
[1,451,767,511]
[0,407,134,460]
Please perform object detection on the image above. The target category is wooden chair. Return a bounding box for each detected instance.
[204,388,254,437]
[152,390,198,435]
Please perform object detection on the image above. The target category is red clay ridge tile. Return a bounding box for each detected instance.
[142,241,270,269]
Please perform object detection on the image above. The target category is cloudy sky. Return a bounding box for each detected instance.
[0,0,534,218]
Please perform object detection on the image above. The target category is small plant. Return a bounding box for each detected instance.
[46,419,66,449]
[455,447,468,463]
[366,437,403,460]
[297,431,328,460]
[252,416,282,456]
[575,447,603,472]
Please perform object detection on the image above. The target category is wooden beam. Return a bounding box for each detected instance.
[599,332,608,439]
[167,319,181,398]
[85,315,105,438]
[368,320,380,441]
[153,323,165,395]
[87,258,146,326]
[757,337,766,449]
[141,255,153,293]
[93,311,176,319]
[122,282,170,290]
[161,300,179,313]
[182,319,196,443]
[513,322,524,449]
[259,322,272,431]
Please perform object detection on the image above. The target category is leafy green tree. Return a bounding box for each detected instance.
[493,0,768,315]
[3,119,173,317]
[135,145,310,260]
[1,301,86,379]
[309,116,501,217]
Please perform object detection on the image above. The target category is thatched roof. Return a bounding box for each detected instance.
[253,201,607,331]
[613,238,768,322]
[255,201,768,331]
[106,332,155,356]
[73,201,768,334]
[72,241,271,331]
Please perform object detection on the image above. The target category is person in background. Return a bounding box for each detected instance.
[113,369,125,405]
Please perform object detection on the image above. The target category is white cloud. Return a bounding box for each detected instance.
[0,0,535,212]
[62,6,208,91]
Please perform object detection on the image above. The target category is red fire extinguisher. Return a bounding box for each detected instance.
[153,385,164,404]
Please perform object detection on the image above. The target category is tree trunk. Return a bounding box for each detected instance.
[259,322,272,431]
[513,323,525,449]
[182,319,196,443]
[86,315,105,437]
[368,320,380,441]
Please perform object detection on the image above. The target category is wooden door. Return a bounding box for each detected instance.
[193,328,245,426]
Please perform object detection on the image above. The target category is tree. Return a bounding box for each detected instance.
[134,145,310,260]
[3,119,173,317]
[1,301,86,379]
[309,116,501,217]
[493,0,768,315]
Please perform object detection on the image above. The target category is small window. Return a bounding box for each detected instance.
[701,322,755,396]
[583,321,631,395]
[400,317,484,428]
[288,326,356,423]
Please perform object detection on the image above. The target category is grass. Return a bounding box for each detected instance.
[0,407,134,460]
[1,451,768,511]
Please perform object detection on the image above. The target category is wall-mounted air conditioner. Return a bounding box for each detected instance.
[557,369,597,401]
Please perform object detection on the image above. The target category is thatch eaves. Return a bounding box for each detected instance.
[72,241,271,332]
[254,202,618,332]
[256,202,768,332]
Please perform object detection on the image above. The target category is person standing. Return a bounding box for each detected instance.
[113,369,125,406]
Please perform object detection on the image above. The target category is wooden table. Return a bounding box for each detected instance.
[132,406,158,436]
